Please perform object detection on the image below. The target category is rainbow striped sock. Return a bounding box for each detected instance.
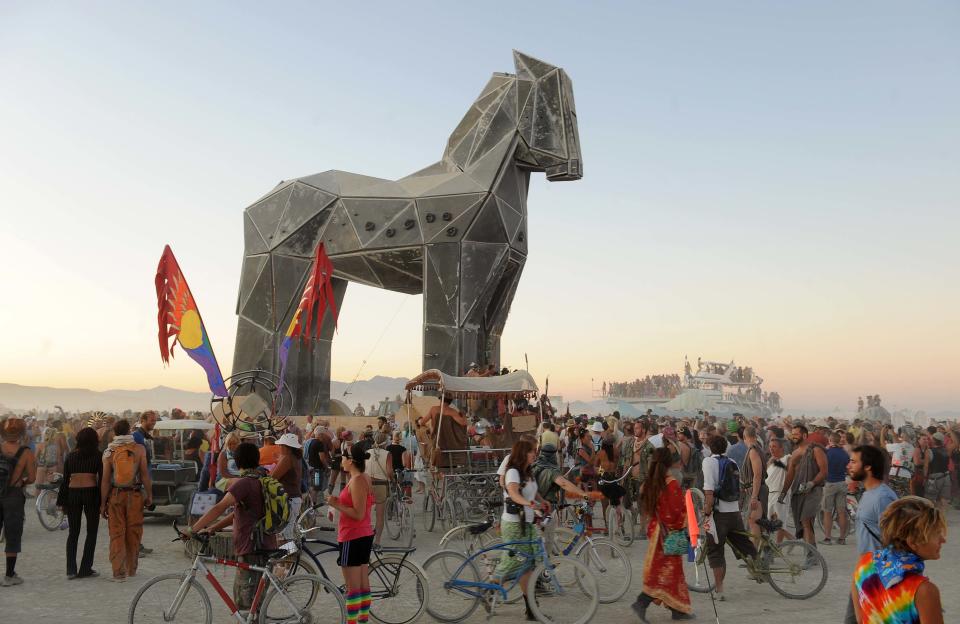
[346,590,362,624]
[358,588,371,623]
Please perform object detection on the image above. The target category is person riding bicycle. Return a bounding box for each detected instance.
[190,442,277,613]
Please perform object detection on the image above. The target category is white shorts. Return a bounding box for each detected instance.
[768,491,790,525]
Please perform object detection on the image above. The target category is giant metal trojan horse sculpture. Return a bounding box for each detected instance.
[233,51,582,414]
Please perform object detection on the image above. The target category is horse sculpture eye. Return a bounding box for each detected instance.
[404,219,416,230]
[385,228,396,238]
[425,213,436,223]
[446,227,458,237]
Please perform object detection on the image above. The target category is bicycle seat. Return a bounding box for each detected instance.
[757,518,783,533]
[468,520,493,535]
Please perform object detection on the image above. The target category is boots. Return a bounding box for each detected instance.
[671,609,696,620]
[631,593,652,623]
[523,594,536,621]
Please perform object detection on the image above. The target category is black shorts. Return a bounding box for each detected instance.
[337,535,374,567]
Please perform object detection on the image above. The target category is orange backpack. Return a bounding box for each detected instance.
[110,444,139,488]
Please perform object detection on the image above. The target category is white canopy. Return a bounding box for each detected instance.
[405,369,539,399]
[154,419,214,431]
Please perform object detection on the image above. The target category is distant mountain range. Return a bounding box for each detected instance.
[0,375,409,415]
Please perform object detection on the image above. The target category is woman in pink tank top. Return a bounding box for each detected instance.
[327,444,374,624]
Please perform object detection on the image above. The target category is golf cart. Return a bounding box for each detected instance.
[147,419,212,522]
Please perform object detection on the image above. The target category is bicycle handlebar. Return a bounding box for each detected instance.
[597,463,638,485]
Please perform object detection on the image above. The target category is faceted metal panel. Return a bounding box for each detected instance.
[244,213,269,255]
[247,185,293,245]
[275,183,337,245]
[342,198,410,247]
[416,193,485,242]
[364,202,422,250]
[271,254,313,330]
[274,207,333,257]
[233,52,582,411]
[465,196,507,244]
[240,256,275,330]
[332,254,383,288]
[237,254,268,314]
[459,242,509,323]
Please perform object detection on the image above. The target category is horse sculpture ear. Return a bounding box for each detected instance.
[513,50,557,80]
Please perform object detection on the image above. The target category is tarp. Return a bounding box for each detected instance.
[405,369,539,399]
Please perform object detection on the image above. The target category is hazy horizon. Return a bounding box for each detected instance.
[1,2,957,413]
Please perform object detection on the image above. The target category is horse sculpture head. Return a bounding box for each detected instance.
[442,50,582,182]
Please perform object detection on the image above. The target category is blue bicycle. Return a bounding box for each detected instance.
[422,519,598,624]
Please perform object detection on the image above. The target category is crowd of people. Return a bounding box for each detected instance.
[1,402,956,622]
[604,375,683,399]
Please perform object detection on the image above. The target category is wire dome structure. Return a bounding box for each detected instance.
[210,369,293,436]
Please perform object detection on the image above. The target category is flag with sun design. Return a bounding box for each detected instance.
[155,245,228,397]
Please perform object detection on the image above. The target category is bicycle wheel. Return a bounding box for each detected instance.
[128,573,212,624]
[547,526,577,557]
[762,540,828,599]
[368,556,429,624]
[688,488,706,526]
[605,505,634,547]
[36,490,65,531]
[683,543,716,593]
[271,551,319,581]
[259,573,346,624]
[576,538,631,604]
[398,502,414,547]
[385,496,402,541]
[528,556,598,624]
[422,550,481,623]
[439,498,458,533]
[421,494,436,533]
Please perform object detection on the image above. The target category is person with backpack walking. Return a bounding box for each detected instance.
[327,444,375,624]
[1,418,36,587]
[633,447,693,622]
[191,441,280,612]
[270,433,303,542]
[57,426,102,579]
[100,419,152,582]
[701,434,757,602]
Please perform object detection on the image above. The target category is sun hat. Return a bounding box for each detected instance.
[591,421,604,432]
[276,433,302,449]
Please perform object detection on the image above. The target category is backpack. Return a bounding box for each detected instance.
[682,444,704,487]
[533,463,562,504]
[715,456,741,502]
[110,443,140,488]
[617,436,635,475]
[245,473,290,536]
[0,447,27,497]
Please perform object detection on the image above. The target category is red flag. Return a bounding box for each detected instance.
[277,243,338,396]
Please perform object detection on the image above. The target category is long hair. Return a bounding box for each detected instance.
[506,439,535,479]
[640,447,675,518]
[75,427,99,455]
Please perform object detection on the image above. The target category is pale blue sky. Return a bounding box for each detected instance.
[1,2,957,412]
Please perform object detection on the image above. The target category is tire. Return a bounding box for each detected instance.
[128,573,213,624]
[527,556,598,624]
[547,527,578,557]
[259,573,346,624]
[271,552,319,581]
[422,550,481,623]
[684,543,715,593]
[763,540,829,600]
[36,490,65,531]
[575,538,631,604]
[421,495,436,533]
[815,497,856,538]
[440,498,458,533]
[385,496,402,541]
[398,502,414,547]
[368,556,429,624]
[605,505,634,547]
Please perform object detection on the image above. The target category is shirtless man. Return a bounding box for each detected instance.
[417,396,468,473]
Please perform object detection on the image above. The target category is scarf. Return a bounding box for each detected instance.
[873,546,924,589]
[103,434,136,458]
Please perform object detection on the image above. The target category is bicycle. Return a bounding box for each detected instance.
[35,473,67,531]
[549,498,632,604]
[816,489,859,539]
[422,514,599,624]
[684,517,828,599]
[384,471,415,547]
[128,522,346,623]
[273,505,429,624]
